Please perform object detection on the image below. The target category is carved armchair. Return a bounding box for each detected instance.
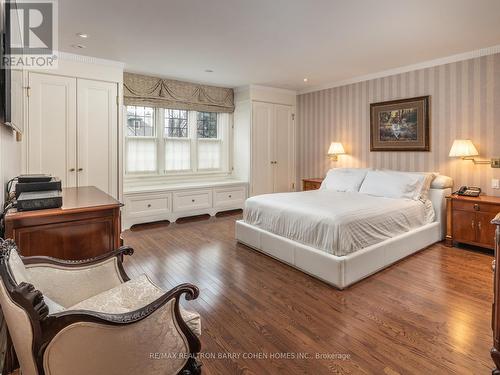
[0,239,202,375]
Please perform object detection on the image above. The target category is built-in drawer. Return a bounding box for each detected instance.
[453,200,500,213]
[173,189,212,212]
[125,193,171,217]
[214,187,246,208]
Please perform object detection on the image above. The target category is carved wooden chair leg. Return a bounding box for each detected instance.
[3,329,19,374]
[181,356,202,375]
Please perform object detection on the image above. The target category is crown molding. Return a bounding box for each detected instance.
[57,51,125,68]
[298,43,500,95]
[249,84,297,95]
[235,84,297,95]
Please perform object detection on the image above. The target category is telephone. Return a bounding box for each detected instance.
[456,186,482,197]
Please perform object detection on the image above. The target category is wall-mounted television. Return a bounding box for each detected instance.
[0,0,12,127]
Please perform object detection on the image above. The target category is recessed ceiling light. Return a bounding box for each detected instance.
[205,69,214,73]
[303,78,308,82]
[71,44,86,49]
[76,33,89,38]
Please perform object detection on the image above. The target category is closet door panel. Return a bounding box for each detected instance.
[77,79,118,197]
[28,73,77,187]
[273,104,294,193]
[251,102,274,196]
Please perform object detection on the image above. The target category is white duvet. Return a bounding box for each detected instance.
[243,190,435,256]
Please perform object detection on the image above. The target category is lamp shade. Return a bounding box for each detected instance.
[328,142,345,156]
[449,139,479,157]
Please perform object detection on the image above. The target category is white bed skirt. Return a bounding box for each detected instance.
[235,187,451,289]
[236,220,442,289]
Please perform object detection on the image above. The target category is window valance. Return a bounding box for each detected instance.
[123,72,234,113]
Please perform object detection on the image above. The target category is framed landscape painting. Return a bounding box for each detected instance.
[370,96,430,151]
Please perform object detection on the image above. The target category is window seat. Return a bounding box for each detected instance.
[123,178,248,229]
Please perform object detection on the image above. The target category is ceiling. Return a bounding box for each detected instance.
[59,0,500,91]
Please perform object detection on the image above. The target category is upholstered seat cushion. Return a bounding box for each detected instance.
[69,274,201,337]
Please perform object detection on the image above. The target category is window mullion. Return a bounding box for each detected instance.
[190,111,197,172]
[157,108,165,175]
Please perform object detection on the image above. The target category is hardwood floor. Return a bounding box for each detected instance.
[122,212,494,375]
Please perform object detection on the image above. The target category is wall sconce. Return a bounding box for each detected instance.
[449,139,500,167]
[328,142,345,161]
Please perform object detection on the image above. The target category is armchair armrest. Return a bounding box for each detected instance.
[41,284,201,375]
[24,247,135,308]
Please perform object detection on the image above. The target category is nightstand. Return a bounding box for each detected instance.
[302,178,323,191]
[446,194,500,250]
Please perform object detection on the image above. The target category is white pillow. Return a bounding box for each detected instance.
[359,170,427,200]
[320,168,370,192]
[382,170,437,201]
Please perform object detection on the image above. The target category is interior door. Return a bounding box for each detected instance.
[28,73,77,187]
[273,104,294,192]
[77,79,118,197]
[251,102,274,196]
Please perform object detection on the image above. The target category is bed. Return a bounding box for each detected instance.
[235,169,453,289]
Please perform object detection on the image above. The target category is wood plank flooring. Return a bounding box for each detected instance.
[122,212,494,375]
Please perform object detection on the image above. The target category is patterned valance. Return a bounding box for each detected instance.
[123,72,234,113]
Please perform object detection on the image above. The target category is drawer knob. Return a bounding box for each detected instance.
[229,195,232,198]
[147,204,151,208]
[192,199,195,202]
[474,204,480,211]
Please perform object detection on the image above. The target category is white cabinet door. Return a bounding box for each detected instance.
[28,73,77,187]
[273,104,294,193]
[251,102,274,196]
[77,79,118,197]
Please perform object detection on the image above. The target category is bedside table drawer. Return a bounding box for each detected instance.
[454,200,499,213]
[302,179,323,191]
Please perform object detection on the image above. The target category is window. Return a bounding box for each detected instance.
[125,106,157,173]
[164,109,190,172]
[197,111,221,170]
[125,106,230,176]
[165,109,188,138]
[197,112,218,138]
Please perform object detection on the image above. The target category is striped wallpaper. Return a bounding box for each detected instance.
[297,53,500,196]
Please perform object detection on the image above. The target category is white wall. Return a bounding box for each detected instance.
[297,53,500,196]
[0,126,21,206]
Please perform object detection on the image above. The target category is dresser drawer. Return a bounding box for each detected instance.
[453,200,500,213]
[173,189,212,212]
[125,193,171,218]
[214,187,246,208]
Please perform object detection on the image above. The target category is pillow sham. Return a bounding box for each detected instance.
[359,170,429,200]
[320,168,370,192]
